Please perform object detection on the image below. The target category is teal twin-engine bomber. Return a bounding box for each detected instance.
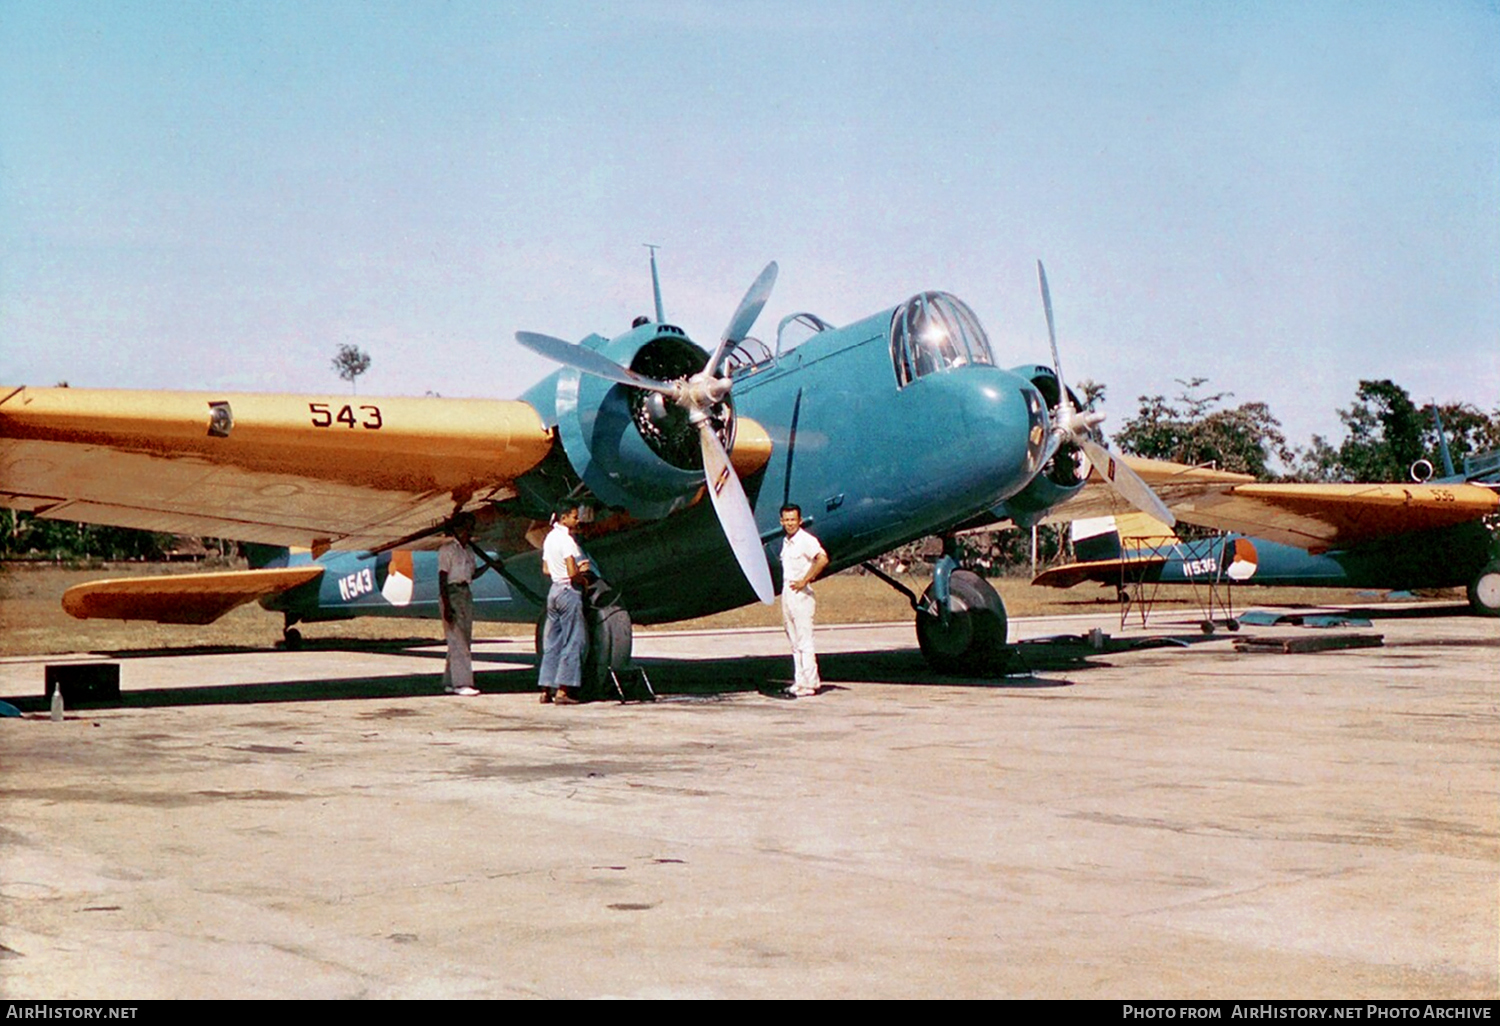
[19,260,1180,673]
[251,287,1093,667]
[254,295,1059,630]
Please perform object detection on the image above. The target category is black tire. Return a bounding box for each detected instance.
[535,592,636,700]
[916,570,1010,675]
[280,627,303,651]
[1468,561,1500,617]
[582,606,634,701]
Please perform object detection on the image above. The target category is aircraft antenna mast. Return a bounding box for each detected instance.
[645,243,665,324]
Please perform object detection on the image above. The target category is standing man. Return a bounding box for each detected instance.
[779,504,829,698]
[438,514,484,697]
[538,500,591,705]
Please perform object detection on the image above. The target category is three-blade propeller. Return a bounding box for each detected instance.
[1036,261,1176,527]
[516,263,780,605]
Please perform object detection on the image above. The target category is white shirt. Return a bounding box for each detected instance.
[542,522,586,585]
[780,528,826,594]
[438,538,475,584]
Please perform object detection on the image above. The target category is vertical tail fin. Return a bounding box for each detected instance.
[1071,512,1179,563]
[1070,517,1125,562]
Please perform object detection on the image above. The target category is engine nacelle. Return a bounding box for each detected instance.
[998,363,1089,525]
[555,323,735,519]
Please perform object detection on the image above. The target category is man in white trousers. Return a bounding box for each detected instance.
[778,504,829,698]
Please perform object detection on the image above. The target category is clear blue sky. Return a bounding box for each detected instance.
[3,0,1496,459]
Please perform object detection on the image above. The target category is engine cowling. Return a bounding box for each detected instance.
[555,323,736,519]
[998,363,1089,524]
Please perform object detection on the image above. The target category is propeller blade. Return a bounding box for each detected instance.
[1036,259,1174,525]
[696,419,776,604]
[706,262,779,378]
[1078,437,1177,526]
[1037,260,1065,392]
[515,331,674,394]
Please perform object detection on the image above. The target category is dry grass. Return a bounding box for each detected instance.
[0,560,1412,657]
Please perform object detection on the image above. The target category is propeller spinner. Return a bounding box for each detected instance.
[1036,260,1176,527]
[516,263,780,605]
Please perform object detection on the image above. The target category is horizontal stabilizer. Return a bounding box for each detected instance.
[62,565,325,624]
[1032,555,1167,589]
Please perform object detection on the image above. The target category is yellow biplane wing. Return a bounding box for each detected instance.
[0,386,556,552]
[1044,455,1500,552]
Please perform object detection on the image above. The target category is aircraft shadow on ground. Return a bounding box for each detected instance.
[1233,601,1475,622]
[1322,602,1474,622]
[1,639,1115,711]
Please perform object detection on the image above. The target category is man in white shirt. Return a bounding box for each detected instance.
[438,515,485,696]
[538,501,591,704]
[779,504,830,698]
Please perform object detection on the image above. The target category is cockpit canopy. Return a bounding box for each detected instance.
[890,291,995,388]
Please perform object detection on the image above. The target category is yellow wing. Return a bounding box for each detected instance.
[1044,455,1499,551]
[1171,481,1500,550]
[0,386,555,551]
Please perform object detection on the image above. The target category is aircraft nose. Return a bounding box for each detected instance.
[955,368,1048,501]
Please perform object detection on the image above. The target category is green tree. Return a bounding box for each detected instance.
[1076,378,1107,412]
[1113,378,1292,479]
[1328,379,1423,482]
[331,344,372,394]
[1292,388,1500,483]
[1289,434,1343,483]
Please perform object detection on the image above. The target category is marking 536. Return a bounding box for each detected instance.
[309,403,383,429]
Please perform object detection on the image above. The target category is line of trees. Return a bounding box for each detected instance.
[1112,377,1500,483]
[1,510,178,562]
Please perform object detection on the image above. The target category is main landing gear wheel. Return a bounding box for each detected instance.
[1468,561,1500,617]
[534,600,638,701]
[583,605,635,701]
[915,570,1011,675]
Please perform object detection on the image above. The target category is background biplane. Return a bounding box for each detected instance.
[2,261,1172,673]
